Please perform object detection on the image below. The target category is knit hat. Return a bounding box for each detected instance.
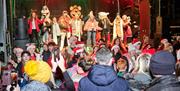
[24,60,51,83]
[26,43,36,51]
[150,50,176,75]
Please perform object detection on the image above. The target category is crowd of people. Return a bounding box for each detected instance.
[1,5,180,91]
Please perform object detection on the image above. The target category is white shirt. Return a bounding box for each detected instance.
[32,19,36,29]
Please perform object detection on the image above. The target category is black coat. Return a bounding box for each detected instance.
[145,75,180,91]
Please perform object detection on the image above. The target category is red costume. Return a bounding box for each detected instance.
[28,18,44,34]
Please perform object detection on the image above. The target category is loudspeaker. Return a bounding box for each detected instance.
[14,39,29,50]
[156,16,162,36]
[15,18,28,40]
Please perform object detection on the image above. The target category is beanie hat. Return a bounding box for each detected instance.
[24,60,51,83]
[150,50,176,75]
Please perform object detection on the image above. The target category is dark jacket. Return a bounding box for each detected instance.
[78,65,130,91]
[145,75,180,91]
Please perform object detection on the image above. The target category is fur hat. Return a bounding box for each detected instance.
[26,43,36,51]
[150,50,176,75]
[24,60,51,83]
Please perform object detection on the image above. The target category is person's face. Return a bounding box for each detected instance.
[43,6,47,10]
[32,12,36,18]
[43,45,48,51]
[22,53,30,62]
[52,17,57,22]
[48,45,54,52]
[28,47,35,54]
[122,15,127,20]
[115,39,120,45]
[16,51,22,57]
[144,36,149,43]
[63,12,68,16]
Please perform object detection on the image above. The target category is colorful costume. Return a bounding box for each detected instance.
[28,11,44,45]
[84,11,102,46]
[58,10,72,50]
[98,12,112,45]
[41,5,52,44]
[113,14,123,40]
[70,5,84,41]
[52,17,61,45]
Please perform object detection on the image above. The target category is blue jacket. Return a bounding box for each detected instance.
[78,65,130,91]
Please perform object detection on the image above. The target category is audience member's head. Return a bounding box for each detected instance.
[24,60,51,83]
[95,47,112,65]
[150,50,176,76]
[21,51,31,62]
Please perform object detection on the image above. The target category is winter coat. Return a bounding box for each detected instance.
[78,65,130,91]
[145,75,180,91]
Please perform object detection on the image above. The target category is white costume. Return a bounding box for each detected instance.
[113,15,123,40]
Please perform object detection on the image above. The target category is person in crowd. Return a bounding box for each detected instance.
[176,62,180,81]
[112,37,127,53]
[16,51,31,88]
[78,47,130,91]
[145,50,180,91]
[28,10,44,46]
[21,60,52,91]
[90,46,99,61]
[62,36,78,65]
[111,45,122,62]
[140,35,151,51]
[9,47,24,69]
[22,58,75,91]
[129,53,152,90]
[84,11,102,46]
[116,58,128,78]
[42,43,51,62]
[158,39,173,53]
[58,10,72,50]
[26,43,39,60]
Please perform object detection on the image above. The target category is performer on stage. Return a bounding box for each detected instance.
[122,15,132,44]
[52,17,61,45]
[84,11,102,46]
[58,10,72,50]
[113,13,124,41]
[98,12,113,45]
[41,5,52,44]
[70,5,84,41]
[28,10,44,46]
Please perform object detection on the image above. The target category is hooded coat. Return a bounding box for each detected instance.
[78,65,130,91]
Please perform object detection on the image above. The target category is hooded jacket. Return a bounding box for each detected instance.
[78,65,130,91]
